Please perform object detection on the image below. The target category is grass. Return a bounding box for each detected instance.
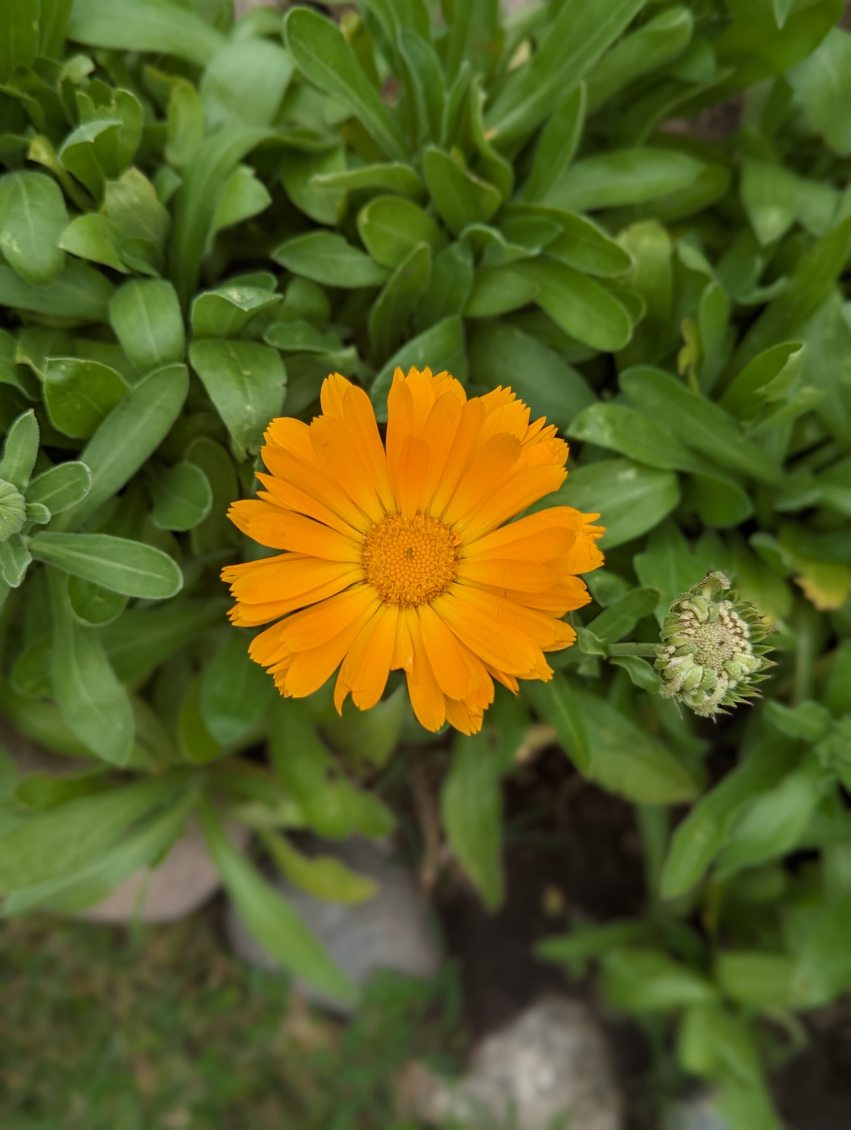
[0,908,464,1130]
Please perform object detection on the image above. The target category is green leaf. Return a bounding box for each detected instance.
[543,211,633,277]
[0,534,31,588]
[789,28,851,156]
[371,315,466,418]
[151,462,213,532]
[0,409,39,491]
[616,220,674,365]
[170,126,273,304]
[0,774,184,891]
[177,677,222,765]
[620,366,780,485]
[55,364,189,530]
[368,242,432,360]
[741,158,837,246]
[281,145,347,226]
[413,240,474,331]
[0,171,69,284]
[557,457,680,549]
[512,257,633,351]
[272,231,390,288]
[200,37,293,127]
[102,600,224,687]
[441,0,501,82]
[199,632,274,747]
[109,279,185,375]
[68,0,226,65]
[441,730,505,910]
[284,7,407,160]
[58,118,125,198]
[484,0,644,145]
[47,570,134,766]
[468,323,594,428]
[547,147,727,214]
[720,342,806,419]
[510,258,632,350]
[519,85,585,203]
[263,831,377,905]
[772,0,795,26]
[59,213,128,274]
[3,783,195,917]
[200,799,356,1002]
[0,259,113,322]
[0,0,38,79]
[715,952,802,1009]
[311,162,424,200]
[268,699,394,841]
[685,471,753,529]
[603,949,717,1013]
[422,145,501,234]
[43,357,128,439]
[26,461,91,515]
[567,402,698,471]
[357,194,446,268]
[661,739,799,899]
[465,264,540,317]
[189,339,285,455]
[191,285,282,340]
[585,587,660,644]
[525,677,590,775]
[31,531,183,599]
[586,6,693,112]
[733,218,851,370]
[716,758,825,879]
[68,576,128,628]
[569,688,697,805]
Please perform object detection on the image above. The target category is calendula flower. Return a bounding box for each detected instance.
[655,572,774,718]
[222,367,603,735]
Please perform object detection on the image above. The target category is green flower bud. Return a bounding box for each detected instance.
[0,478,27,541]
[655,572,774,719]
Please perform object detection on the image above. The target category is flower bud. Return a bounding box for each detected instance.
[655,572,773,718]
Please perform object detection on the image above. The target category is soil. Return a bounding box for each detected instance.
[438,746,851,1130]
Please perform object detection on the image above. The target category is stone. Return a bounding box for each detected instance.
[664,1092,730,1130]
[400,995,623,1130]
[80,817,249,924]
[226,837,439,1015]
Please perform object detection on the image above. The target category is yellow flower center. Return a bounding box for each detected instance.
[362,512,460,607]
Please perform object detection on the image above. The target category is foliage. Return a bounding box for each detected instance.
[1,2,851,1125]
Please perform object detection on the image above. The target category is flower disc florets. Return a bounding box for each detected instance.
[655,572,773,718]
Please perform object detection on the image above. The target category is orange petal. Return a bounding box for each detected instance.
[418,603,474,702]
[404,610,447,731]
[457,557,559,592]
[334,605,398,712]
[279,599,379,698]
[228,500,360,562]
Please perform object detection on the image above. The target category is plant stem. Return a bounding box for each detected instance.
[607,643,658,657]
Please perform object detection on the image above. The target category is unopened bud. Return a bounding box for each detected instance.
[655,572,773,719]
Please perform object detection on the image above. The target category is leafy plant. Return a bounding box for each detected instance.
[1,4,850,1126]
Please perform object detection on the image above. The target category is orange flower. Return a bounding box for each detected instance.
[222,367,603,735]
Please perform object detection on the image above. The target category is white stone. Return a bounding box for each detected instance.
[401,995,623,1130]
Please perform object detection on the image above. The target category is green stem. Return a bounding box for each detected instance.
[607,642,658,657]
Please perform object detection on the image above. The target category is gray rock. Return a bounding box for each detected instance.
[226,837,439,1014]
[80,818,250,924]
[400,995,623,1130]
[664,1093,730,1130]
